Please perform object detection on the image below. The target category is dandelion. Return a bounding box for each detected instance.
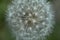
[6,0,54,40]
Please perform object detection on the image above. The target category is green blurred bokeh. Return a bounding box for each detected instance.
[0,0,12,40]
[0,0,60,40]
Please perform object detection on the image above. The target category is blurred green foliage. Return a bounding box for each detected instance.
[0,0,12,40]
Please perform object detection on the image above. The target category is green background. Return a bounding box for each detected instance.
[0,0,60,40]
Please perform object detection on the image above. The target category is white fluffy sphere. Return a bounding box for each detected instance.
[6,0,54,40]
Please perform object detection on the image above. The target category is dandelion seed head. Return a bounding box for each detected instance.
[6,0,54,40]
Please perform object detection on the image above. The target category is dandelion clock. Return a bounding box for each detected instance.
[6,0,54,40]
